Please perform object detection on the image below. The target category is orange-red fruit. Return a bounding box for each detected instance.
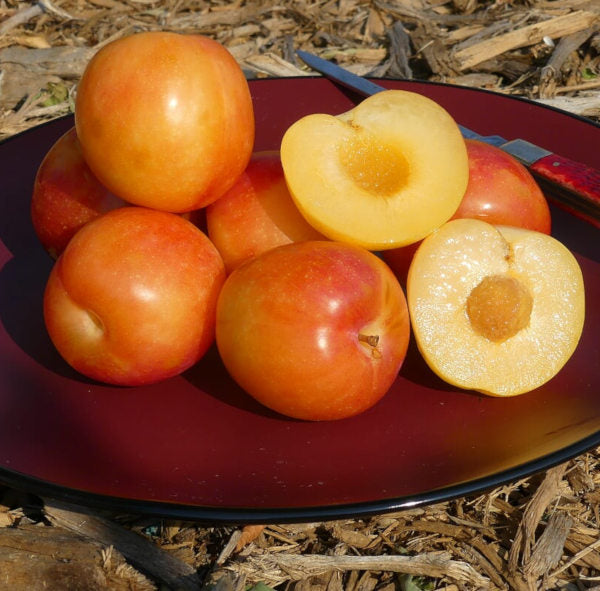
[206,151,325,273]
[454,139,551,233]
[216,241,410,421]
[44,207,226,386]
[31,127,126,258]
[75,32,255,212]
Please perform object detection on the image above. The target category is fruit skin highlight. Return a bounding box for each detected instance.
[216,240,411,421]
[75,31,254,212]
[44,207,226,386]
[407,218,585,397]
[280,89,469,250]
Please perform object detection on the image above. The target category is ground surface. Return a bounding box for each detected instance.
[1,1,600,590]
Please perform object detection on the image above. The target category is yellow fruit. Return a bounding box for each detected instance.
[407,218,585,396]
[280,90,469,250]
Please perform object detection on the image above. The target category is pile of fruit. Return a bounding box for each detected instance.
[31,32,585,421]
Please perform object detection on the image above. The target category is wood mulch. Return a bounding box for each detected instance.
[1,1,600,589]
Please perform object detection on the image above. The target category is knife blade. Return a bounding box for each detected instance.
[296,49,600,228]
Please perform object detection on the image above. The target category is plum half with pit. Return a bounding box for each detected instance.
[407,218,585,397]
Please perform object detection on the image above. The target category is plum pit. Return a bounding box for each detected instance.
[466,274,532,342]
[338,133,408,197]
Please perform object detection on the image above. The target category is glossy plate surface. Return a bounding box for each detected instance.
[1,78,599,523]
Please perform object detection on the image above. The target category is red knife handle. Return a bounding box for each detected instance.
[529,154,600,229]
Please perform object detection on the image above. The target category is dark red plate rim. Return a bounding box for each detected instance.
[1,77,599,524]
[1,432,598,524]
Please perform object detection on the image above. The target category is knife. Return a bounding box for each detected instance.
[296,49,600,228]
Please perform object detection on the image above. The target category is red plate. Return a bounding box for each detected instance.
[1,78,599,523]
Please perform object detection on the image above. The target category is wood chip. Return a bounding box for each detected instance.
[43,498,201,591]
[0,3,43,35]
[243,52,310,77]
[330,523,375,549]
[0,524,156,590]
[536,93,600,117]
[235,525,266,552]
[453,11,600,70]
[0,511,14,527]
[539,27,596,97]
[523,511,574,580]
[508,464,569,572]
[230,550,490,587]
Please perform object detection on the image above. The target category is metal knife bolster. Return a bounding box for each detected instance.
[498,139,552,163]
